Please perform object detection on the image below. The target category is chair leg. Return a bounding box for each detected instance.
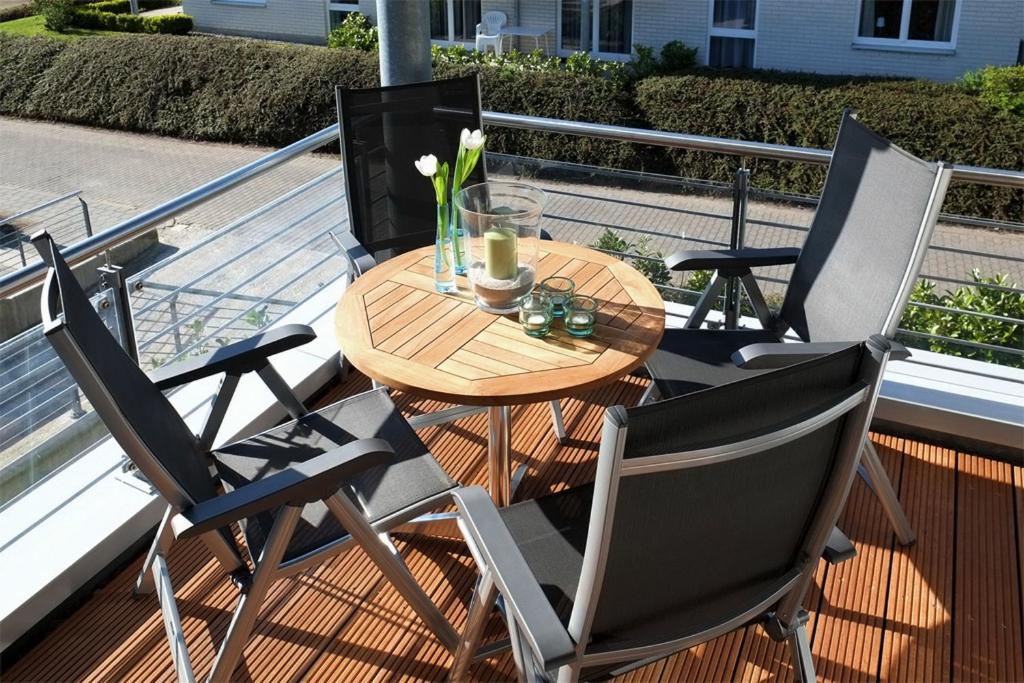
[786,619,816,683]
[549,400,566,443]
[684,272,727,329]
[449,569,498,682]
[637,379,661,406]
[208,505,300,682]
[325,493,460,652]
[135,505,174,596]
[860,439,916,546]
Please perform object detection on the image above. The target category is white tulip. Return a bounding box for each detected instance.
[414,154,438,177]
[460,128,486,150]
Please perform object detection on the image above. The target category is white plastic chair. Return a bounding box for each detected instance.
[475,11,506,56]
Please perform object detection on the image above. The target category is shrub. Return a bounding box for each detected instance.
[12,35,379,145]
[327,11,377,51]
[659,40,697,73]
[636,74,1024,221]
[961,65,1024,116]
[435,62,652,172]
[0,34,67,112]
[70,4,192,33]
[32,0,73,31]
[900,271,1024,367]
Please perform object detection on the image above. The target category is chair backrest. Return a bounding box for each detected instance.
[33,233,216,511]
[336,74,485,260]
[482,10,506,34]
[569,340,888,663]
[780,112,952,342]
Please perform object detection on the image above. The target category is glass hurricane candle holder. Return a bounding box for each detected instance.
[518,291,553,338]
[454,181,546,314]
[540,276,574,318]
[564,295,598,337]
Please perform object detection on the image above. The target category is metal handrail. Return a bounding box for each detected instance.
[3,110,1022,301]
[0,125,340,299]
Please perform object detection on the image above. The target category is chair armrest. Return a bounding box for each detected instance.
[732,341,860,370]
[171,438,394,540]
[665,247,800,272]
[331,230,376,279]
[734,336,912,370]
[150,324,316,390]
[452,486,577,671]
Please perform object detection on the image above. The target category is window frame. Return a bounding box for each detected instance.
[556,0,636,61]
[852,0,961,51]
[429,0,480,47]
[325,1,359,34]
[705,0,759,68]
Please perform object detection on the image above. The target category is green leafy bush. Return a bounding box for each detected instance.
[32,0,73,31]
[658,40,697,73]
[0,34,67,111]
[900,271,1024,367]
[636,74,1024,221]
[70,4,191,33]
[961,65,1024,116]
[326,11,377,51]
[8,34,379,145]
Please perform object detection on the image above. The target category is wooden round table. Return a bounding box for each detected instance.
[335,241,665,505]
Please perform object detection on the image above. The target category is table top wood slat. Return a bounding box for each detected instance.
[336,242,665,406]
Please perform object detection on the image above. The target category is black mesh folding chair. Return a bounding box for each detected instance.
[450,338,902,682]
[333,74,567,442]
[33,232,466,682]
[644,111,952,547]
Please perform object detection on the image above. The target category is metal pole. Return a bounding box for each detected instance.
[376,0,432,87]
[78,197,93,237]
[725,166,749,330]
[98,264,140,362]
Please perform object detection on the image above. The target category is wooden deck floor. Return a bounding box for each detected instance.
[6,373,1024,682]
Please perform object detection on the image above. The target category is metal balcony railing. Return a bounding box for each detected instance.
[0,112,1021,506]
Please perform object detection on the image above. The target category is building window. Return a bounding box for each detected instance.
[708,0,756,68]
[328,2,358,30]
[431,0,481,43]
[857,0,958,47]
[559,0,634,58]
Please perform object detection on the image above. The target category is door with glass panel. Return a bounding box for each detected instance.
[431,0,482,44]
[559,0,634,58]
[708,0,756,68]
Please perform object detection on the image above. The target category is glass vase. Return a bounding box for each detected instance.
[450,205,467,276]
[434,204,456,293]
[454,182,547,314]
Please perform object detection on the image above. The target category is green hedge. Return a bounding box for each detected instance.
[635,74,1024,221]
[0,33,1020,219]
[70,8,191,33]
[436,63,650,173]
[0,35,67,113]
[6,35,379,145]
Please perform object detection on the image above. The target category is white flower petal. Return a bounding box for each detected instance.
[463,129,486,150]
[460,128,472,147]
[414,154,438,177]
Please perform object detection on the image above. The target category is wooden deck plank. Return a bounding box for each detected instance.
[879,437,955,682]
[810,434,904,682]
[5,374,1021,683]
[953,453,1024,682]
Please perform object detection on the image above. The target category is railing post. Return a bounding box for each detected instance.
[78,197,93,237]
[725,166,750,330]
[98,264,140,363]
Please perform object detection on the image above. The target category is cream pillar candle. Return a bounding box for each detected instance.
[484,228,517,280]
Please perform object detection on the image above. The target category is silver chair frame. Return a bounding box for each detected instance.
[453,341,895,682]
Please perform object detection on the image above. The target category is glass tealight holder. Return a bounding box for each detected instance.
[540,276,574,318]
[564,295,598,338]
[518,291,553,338]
